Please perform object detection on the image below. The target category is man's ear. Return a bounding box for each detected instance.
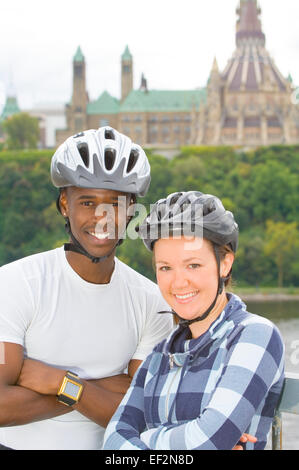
[58,189,68,217]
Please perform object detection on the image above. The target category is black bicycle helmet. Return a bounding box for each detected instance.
[139,191,238,253]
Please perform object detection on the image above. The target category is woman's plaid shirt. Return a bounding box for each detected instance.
[103,294,285,450]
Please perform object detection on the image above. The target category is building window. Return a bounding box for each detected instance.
[74,65,82,78]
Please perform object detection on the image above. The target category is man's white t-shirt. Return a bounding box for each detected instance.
[0,247,174,450]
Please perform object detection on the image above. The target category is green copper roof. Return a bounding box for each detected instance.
[121,45,132,61]
[73,46,84,63]
[120,89,206,113]
[87,91,120,115]
[0,96,20,121]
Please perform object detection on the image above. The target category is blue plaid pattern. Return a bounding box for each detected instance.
[103,294,285,450]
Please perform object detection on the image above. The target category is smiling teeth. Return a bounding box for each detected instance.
[175,291,198,300]
[90,232,109,240]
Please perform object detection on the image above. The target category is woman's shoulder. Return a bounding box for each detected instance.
[228,308,284,355]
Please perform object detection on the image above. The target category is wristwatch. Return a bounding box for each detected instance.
[57,371,84,406]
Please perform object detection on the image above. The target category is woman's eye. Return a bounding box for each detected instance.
[158,266,171,272]
[188,264,200,269]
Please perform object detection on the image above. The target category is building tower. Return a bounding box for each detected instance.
[121,45,133,102]
[197,0,299,147]
[67,46,88,133]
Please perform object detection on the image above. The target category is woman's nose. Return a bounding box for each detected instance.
[171,269,189,290]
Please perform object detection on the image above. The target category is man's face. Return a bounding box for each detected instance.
[60,187,133,258]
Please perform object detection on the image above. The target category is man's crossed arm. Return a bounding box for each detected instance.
[0,342,141,428]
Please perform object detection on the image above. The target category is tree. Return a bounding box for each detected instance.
[3,113,40,150]
[264,220,299,288]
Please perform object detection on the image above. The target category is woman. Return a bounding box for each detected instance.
[103,191,285,450]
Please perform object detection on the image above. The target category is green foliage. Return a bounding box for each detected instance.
[0,145,299,288]
[264,220,299,288]
[2,113,40,150]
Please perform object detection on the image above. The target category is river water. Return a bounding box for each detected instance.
[245,299,299,450]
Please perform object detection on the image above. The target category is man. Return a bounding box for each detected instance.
[0,127,174,450]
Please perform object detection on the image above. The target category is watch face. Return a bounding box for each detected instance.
[64,381,80,398]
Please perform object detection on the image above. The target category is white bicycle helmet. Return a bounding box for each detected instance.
[51,126,151,197]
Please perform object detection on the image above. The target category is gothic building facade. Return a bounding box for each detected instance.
[197,0,299,146]
[56,0,299,148]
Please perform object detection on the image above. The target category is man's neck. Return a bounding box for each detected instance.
[65,250,116,284]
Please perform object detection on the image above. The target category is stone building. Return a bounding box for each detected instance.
[197,0,299,146]
[55,45,205,148]
[57,0,299,148]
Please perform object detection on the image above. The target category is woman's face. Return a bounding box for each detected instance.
[154,236,233,322]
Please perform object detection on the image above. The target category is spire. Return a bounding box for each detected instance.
[211,57,219,74]
[207,57,220,85]
[73,46,84,63]
[139,73,148,92]
[121,45,132,61]
[236,0,265,46]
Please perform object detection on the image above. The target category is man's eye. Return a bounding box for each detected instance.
[81,201,94,207]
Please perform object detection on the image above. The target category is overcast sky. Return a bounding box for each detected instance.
[0,0,298,110]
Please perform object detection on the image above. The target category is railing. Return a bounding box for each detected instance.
[272,372,299,450]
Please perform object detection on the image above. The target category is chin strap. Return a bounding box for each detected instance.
[63,218,119,264]
[158,245,231,327]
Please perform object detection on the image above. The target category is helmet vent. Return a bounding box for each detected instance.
[127,149,139,173]
[105,129,115,140]
[77,143,89,168]
[169,193,183,207]
[104,148,116,171]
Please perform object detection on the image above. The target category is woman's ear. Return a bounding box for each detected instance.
[221,252,235,278]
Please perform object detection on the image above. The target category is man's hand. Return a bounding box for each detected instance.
[232,433,258,450]
[17,359,66,395]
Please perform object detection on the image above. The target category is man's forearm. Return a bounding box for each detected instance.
[0,374,130,428]
[73,379,126,427]
[16,357,136,428]
[0,385,70,427]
